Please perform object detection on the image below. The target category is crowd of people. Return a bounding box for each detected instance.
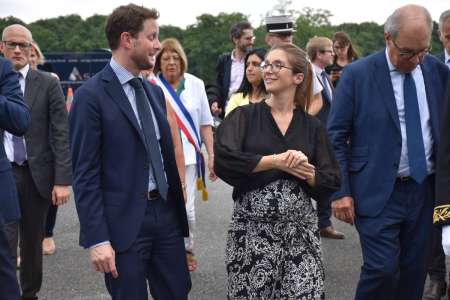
[0,2,449,300]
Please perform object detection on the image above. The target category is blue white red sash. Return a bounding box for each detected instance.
[156,74,208,200]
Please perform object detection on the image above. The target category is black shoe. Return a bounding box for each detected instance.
[319,226,345,239]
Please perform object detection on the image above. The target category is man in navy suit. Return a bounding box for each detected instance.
[0,57,30,299]
[328,5,449,300]
[70,4,190,299]
[424,9,450,300]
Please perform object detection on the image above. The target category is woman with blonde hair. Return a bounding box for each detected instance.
[154,38,216,272]
[215,43,341,299]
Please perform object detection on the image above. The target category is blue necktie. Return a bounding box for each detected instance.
[321,71,332,103]
[13,72,26,165]
[129,78,168,200]
[404,73,427,183]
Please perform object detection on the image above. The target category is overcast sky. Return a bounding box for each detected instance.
[1,0,448,28]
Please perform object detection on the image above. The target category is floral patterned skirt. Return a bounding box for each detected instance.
[226,179,324,300]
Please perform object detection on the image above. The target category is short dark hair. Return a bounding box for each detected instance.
[105,4,159,51]
[229,21,252,43]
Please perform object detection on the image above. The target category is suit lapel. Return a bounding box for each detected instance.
[373,51,401,133]
[420,60,440,142]
[142,82,169,146]
[101,66,145,145]
[24,69,38,109]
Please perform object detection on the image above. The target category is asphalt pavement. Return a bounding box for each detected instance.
[37,179,369,299]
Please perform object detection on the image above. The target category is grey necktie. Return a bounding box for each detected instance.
[128,78,168,200]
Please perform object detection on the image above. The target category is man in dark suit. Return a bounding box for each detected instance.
[306,36,345,240]
[1,25,72,300]
[211,21,254,118]
[328,5,449,300]
[424,9,450,300]
[0,56,30,300]
[70,4,190,299]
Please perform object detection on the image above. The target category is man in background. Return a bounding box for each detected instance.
[1,24,71,300]
[211,21,254,118]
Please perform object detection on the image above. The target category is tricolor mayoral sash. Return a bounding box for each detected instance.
[157,73,208,200]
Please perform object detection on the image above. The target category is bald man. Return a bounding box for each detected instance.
[328,5,449,300]
[1,24,72,300]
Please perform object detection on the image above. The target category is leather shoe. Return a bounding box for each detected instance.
[423,279,446,300]
[319,226,345,239]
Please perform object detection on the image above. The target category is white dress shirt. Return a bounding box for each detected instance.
[385,48,434,177]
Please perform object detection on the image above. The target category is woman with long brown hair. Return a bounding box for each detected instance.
[215,43,341,299]
[326,31,358,87]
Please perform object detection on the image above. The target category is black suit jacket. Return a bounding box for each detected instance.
[24,69,72,200]
[435,79,450,225]
[215,53,232,112]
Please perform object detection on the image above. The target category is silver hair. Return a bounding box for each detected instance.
[2,24,33,42]
[384,5,432,39]
[439,9,450,31]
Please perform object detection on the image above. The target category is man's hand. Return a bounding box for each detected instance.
[332,196,355,225]
[210,101,222,116]
[90,244,118,278]
[442,225,450,256]
[208,155,217,181]
[52,185,71,206]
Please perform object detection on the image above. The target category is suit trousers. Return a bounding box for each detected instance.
[427,224,446,281]
[104,195,191,300]
[317,197,332,229]
[354,176,434,300]
[4,164,49,299]
[0,217,20,300]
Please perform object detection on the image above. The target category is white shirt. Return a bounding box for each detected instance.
[444,49,450,69]
[312,64,332,99]
[385,48,434,177]
[228,50,245,99]
[4,64,29,162]
[159,73,213,165]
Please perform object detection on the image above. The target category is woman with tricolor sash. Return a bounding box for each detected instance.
[154,38,217,272]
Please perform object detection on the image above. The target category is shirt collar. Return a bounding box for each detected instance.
[109,57,142,85]
[384,47,421,75]
[230,50,244,63]
[312,63,324,75]
[17,64,30,79]
[445,48,450,64]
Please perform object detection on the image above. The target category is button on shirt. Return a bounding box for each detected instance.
[227,50,245,100]
[4,64,29,162]
[385,48,434,177]
[109,58,164,192]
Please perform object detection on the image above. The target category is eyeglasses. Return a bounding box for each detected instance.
[260,61,293,73]
[2,41,32,50]
[391,39,431,60]
[321,50,334,54]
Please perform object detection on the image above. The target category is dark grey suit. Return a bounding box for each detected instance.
[5,68,71,299]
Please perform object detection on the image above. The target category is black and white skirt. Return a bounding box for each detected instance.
[226,179,324,300]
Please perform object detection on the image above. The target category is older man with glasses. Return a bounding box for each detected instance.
[328,5,449,300]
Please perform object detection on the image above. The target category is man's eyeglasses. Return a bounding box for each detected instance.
[391,39,431,60]
[2,41,32,50]
[321,50,334,54]
[260,61,293,73]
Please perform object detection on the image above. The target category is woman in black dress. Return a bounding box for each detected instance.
[214,43,341,299]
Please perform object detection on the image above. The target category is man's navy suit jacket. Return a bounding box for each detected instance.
[70,64,188,252]
[0,57,30,221]
[327,50,450,217]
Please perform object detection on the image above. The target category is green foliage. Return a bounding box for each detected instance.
[0,9,444,84]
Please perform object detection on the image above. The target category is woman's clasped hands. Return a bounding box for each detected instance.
[272,150,316,182]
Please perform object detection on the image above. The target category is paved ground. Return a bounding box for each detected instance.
[37,179,366,299]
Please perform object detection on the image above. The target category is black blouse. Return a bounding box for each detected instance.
[214,100,341,201]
